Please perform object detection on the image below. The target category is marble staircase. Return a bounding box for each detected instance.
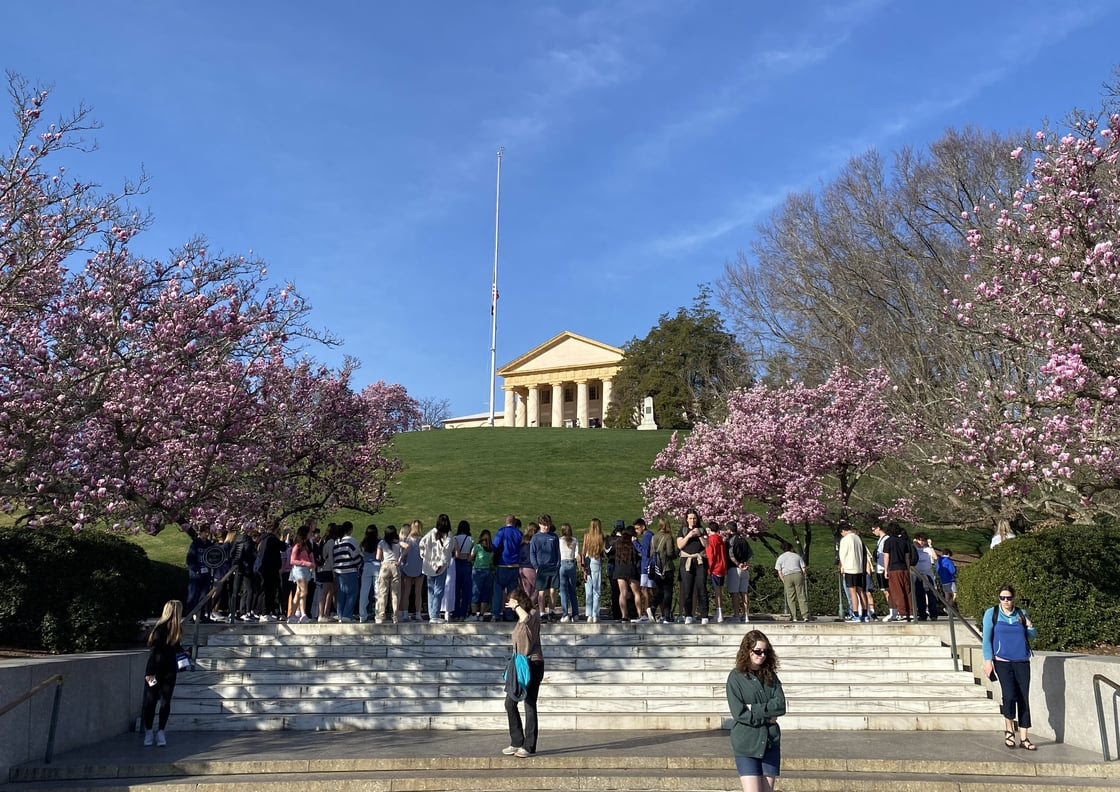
[173,619,1000,732]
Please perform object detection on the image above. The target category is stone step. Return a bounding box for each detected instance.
[198,629,947,647]
[195,655,963,672]
[173,681,989,700]
[178,668,978,686]
[194,643,952,660]
[174,696,999,716]
[174,711,1004,731]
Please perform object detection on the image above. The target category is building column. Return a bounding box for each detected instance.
[517,388,529,427]
[601,378,613,424]
[551,383,563,428]
[576,380,589,429]
[503,389,516,427]
[527,385,540,427]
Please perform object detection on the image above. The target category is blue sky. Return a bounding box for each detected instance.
[5,1,1119,417]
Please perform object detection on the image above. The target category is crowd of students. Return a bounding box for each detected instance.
[183,511,771,625]
[183,512,962,626]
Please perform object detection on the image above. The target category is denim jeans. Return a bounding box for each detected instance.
[584,558,602,619]
[359,562,380,621]
[472,567,494,606]
[335,572,358,620]
[426,570,447,618]
[493,566,519,619]
[559,560,579,618]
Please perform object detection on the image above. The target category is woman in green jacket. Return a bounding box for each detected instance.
[726,629,786,792]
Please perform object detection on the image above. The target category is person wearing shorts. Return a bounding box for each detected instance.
[727,629,785,792]
[530,514,561,621]
[726,522,753,623]
[838,521,871,622]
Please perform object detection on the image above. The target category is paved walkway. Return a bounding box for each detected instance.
[18,728,1111,774]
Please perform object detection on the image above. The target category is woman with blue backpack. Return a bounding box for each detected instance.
[982,583,1038,750]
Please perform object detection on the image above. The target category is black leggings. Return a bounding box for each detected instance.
[993,659,1031,729]
[505,659,544,752]
[142,674,177,731]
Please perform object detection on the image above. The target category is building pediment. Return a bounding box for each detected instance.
[498,331,623,378]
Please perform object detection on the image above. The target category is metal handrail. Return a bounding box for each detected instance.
[183,566,236,661]
[1094,673,1120,761]
[0,674,63,763]
[906,569,982,673]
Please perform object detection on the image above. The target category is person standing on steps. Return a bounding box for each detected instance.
[420,514,454,623]
[837,520,872,622]
[726,629,785,792]
[982,584,1038,751]
[881,522,913,621]
[142,600,185,748]
[530,514,561,621]
[492,515,523,621]
[726,522,753,623]
[774,541,808,622]
[501,588,544,759]
[677,508,710,624]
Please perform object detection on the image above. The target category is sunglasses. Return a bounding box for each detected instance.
[750,648,768,657]
[999,595,1014,601]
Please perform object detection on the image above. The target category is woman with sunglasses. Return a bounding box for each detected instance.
[982,584,1037,750]
[726,629,786,792]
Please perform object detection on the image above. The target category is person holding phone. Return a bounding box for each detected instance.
[142,600,185,747]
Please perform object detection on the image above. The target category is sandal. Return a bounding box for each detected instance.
[1004,731,1016,748]
[1020,738,1037,751]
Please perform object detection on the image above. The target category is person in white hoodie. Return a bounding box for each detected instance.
[420,513,455,622]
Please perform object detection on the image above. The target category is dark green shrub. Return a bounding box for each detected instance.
[0,526,153,652]
[956,524,1120,651]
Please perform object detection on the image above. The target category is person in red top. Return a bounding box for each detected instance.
[706,522,730,623]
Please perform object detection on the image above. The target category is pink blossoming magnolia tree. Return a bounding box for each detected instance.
[952,109,1120,518]
[0,75,418,535]
[642,368,912,558]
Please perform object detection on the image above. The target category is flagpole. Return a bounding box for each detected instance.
[487,147,504,427]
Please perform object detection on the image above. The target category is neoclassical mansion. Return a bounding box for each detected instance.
[445,331,623,429]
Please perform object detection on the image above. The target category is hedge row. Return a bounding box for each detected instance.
[0,526,177,652]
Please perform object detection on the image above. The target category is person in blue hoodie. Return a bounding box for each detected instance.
[982,583,1038,750]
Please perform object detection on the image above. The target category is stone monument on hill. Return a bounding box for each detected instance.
[637,395,658,430]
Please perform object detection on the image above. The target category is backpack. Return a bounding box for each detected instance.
[646,550,664,582]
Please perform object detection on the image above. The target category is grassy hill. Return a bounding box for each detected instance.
[133,426,990,570]
[134,428,677,567]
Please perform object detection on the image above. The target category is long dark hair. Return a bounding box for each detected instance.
[383,525,399,545]
[734,629,779,686]
[360,524,379,553]
[435,513,452,536]
[614,531,637,565]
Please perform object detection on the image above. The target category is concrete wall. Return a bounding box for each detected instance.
[0,651,146,784]
[958,640,1120,757]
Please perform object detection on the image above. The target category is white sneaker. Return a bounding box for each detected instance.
[515,747,531,758]
[156,730,167,747]
[429,617,444,624]
[502,745,518,755]
[700,618,710,625]
[143,730,153,747]
[684,616,694,624]
[716,610,724,623]
[560,616,570,623]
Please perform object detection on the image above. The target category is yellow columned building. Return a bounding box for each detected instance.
[445,331,623,429]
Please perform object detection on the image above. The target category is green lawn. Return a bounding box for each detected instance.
[132,426,989,572]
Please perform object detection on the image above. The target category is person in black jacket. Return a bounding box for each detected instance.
[143,600,185,747]
[256,521,286,620]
